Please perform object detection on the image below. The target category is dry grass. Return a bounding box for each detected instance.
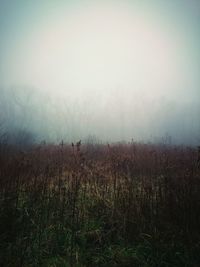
[0,141,200,266]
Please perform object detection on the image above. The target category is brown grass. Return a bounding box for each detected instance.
[0,141,200,266]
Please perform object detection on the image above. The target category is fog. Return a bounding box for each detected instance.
[0,1,200,145]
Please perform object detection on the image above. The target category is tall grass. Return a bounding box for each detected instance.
[0,141,200,266]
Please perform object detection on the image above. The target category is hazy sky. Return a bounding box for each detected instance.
[0,0,200,144]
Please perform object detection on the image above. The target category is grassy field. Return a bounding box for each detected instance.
[0,141,200,266]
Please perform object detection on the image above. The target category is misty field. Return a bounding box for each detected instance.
[0,141,200,267]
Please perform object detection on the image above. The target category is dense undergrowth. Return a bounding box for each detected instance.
[0,141,200,266]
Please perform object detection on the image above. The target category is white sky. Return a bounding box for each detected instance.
[0,0,200,143]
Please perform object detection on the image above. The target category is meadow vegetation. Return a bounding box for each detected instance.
[0,139,200,266]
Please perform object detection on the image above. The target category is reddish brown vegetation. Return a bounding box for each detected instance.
[0,141,200,266]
